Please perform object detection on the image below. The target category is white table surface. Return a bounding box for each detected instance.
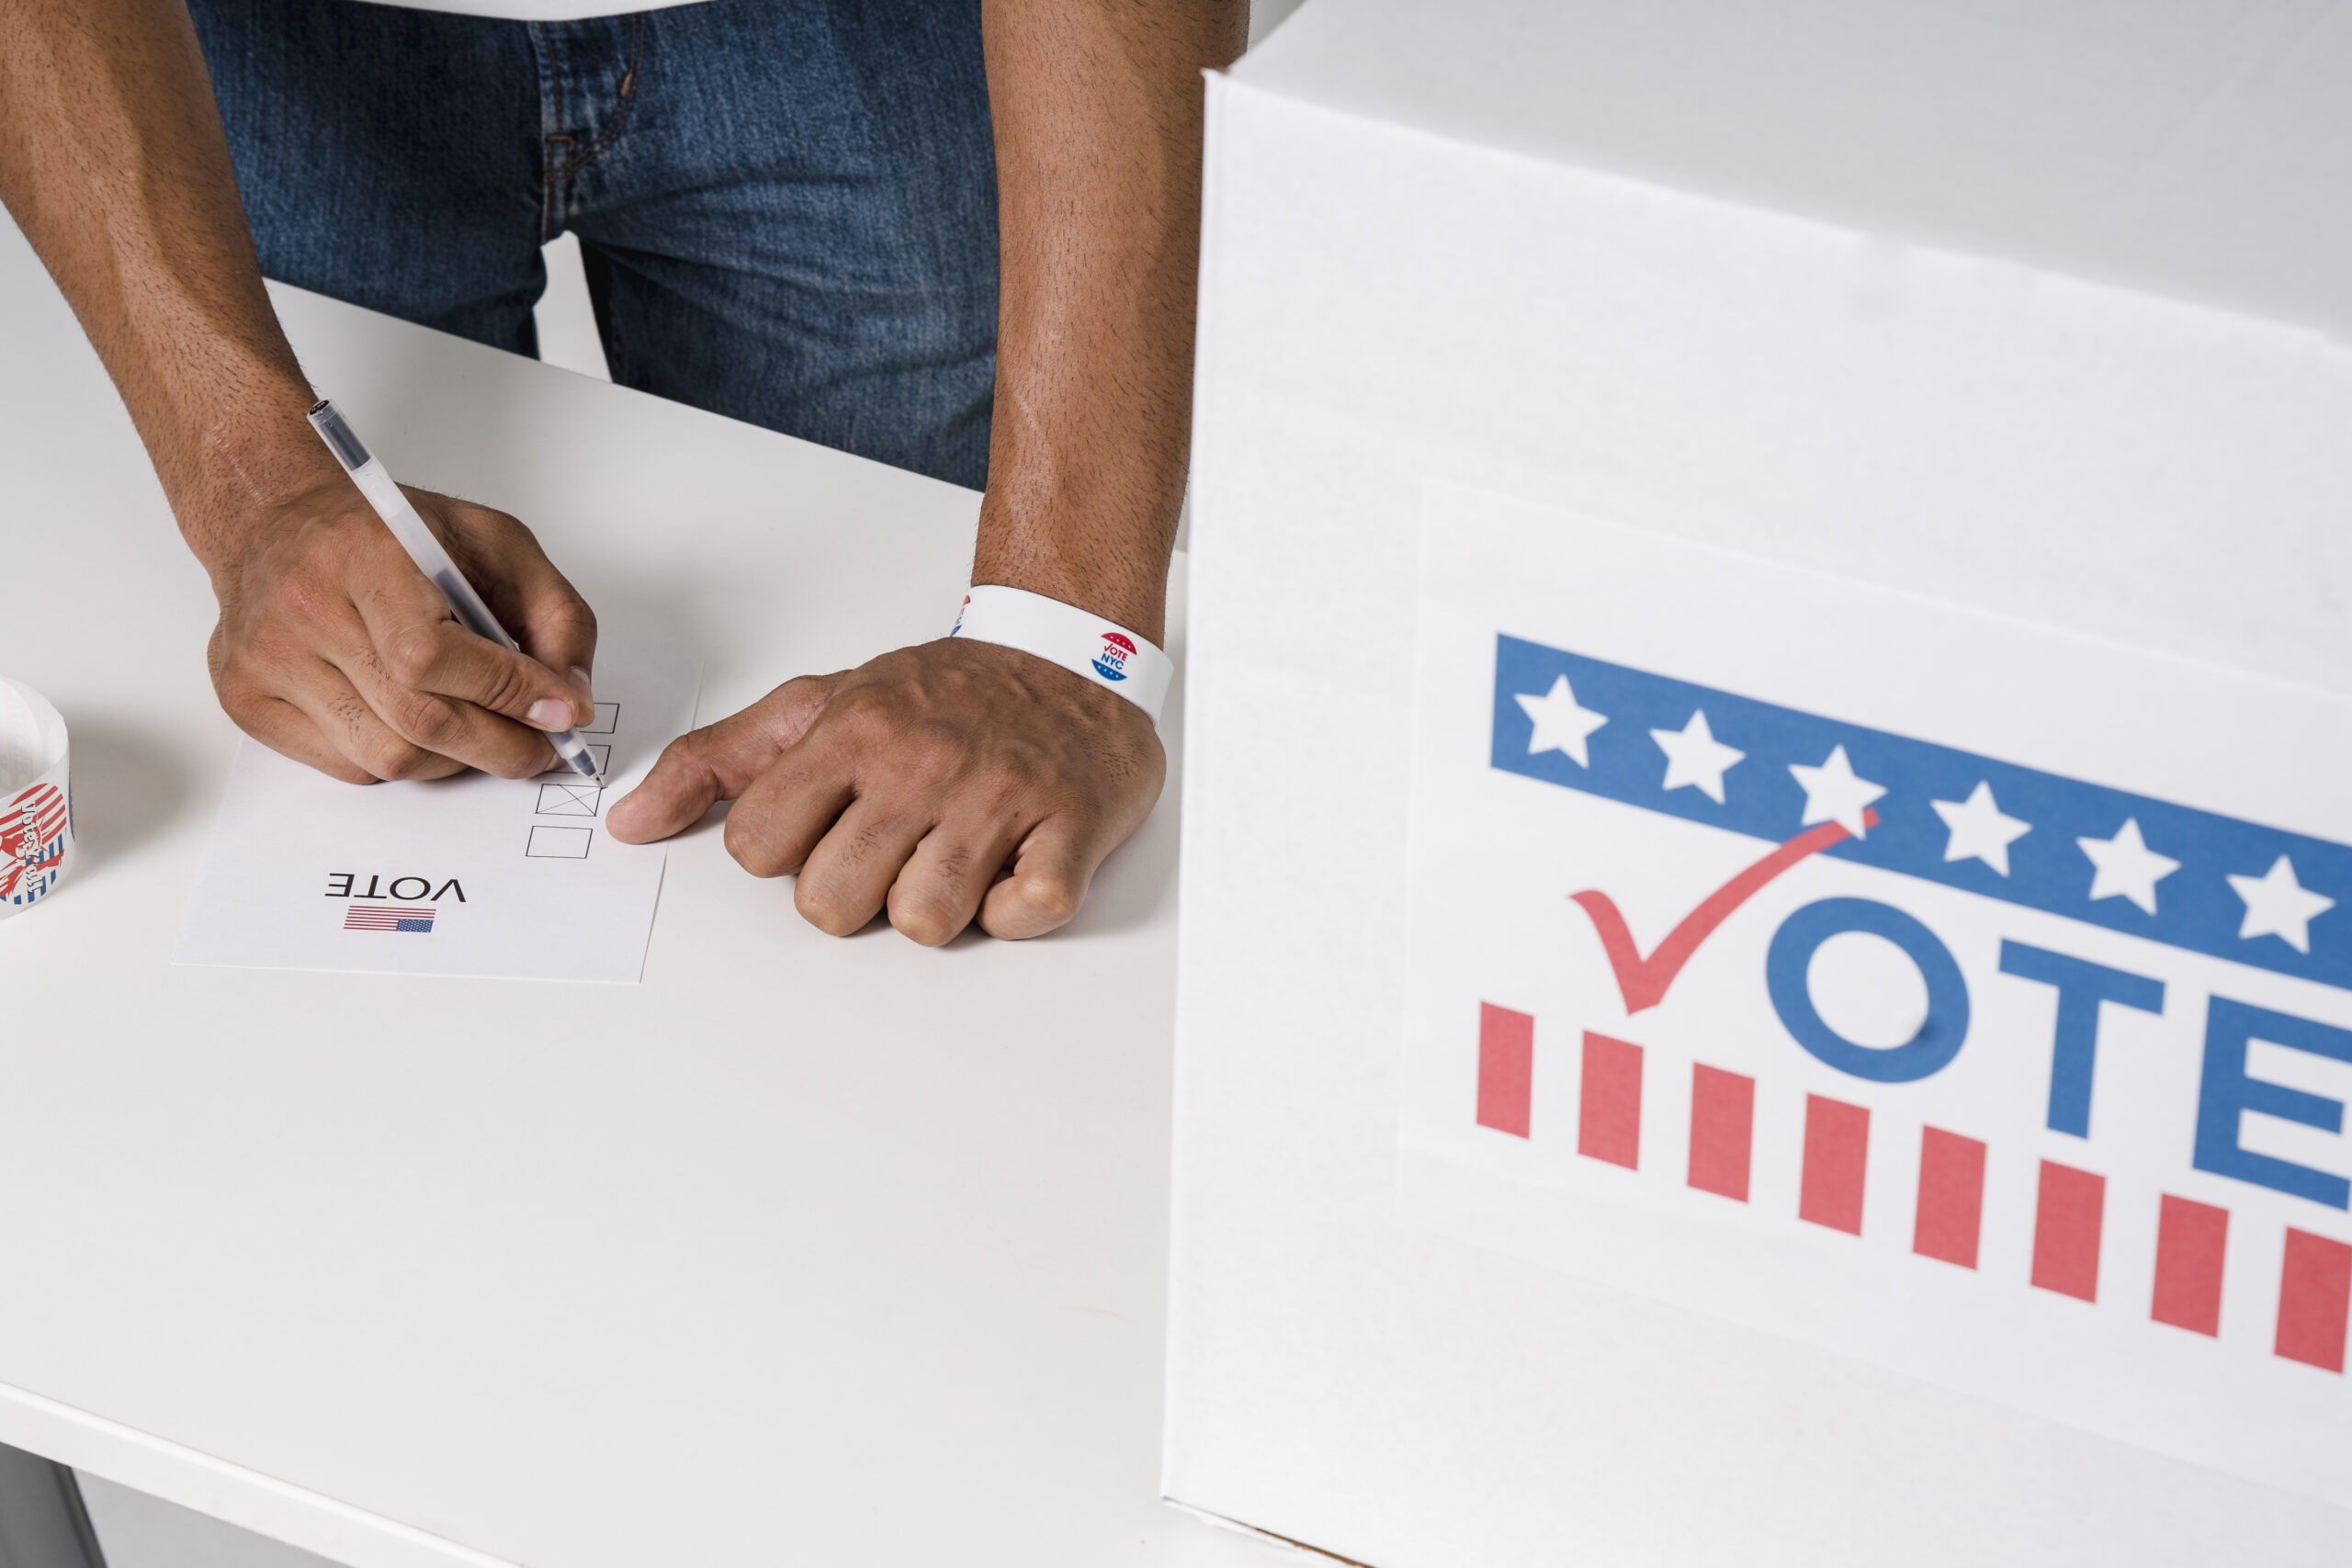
[0,213,1281,1568]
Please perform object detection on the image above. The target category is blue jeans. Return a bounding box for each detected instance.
[188,0,1000,489]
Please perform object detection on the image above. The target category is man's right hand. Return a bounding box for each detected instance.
[5,0,599,784]
[200,478,598,784]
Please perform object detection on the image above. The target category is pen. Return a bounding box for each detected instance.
[305,400,603,783]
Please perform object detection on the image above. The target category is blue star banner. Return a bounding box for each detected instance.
[1490,633,2352,994]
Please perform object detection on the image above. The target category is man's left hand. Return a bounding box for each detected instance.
[606,638,1165,944]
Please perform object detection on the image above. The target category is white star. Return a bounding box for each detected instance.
[2076,818,2179,916]
[1513,675,1607,767]
[1788,745,1886,838]
[1929,781,2032,876]
[2228,855,2335,954]
[1650,709,1745,804]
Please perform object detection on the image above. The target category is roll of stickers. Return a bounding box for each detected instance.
[0,678,73,917]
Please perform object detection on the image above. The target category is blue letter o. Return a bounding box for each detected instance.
[1766,897,1970,1082]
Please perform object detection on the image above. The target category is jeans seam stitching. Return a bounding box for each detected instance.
[547,13,645,184]
[531,21,560,242]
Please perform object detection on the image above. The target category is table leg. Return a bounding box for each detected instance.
[0,1446,106,1568]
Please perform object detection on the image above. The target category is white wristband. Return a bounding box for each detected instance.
[949,585,1173,724]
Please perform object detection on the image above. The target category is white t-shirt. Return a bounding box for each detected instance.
[361,0,707,19]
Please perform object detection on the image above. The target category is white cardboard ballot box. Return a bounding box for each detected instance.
[1166,3,2352,1564]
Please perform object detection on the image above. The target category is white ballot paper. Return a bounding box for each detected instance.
[175,637,701,984]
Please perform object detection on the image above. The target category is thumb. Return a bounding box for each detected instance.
[607,674,839,843]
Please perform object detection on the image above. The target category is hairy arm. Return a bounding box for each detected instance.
[973,0,1246,644]
[0,0,320,549]
[611,0,1246,944]
[0,0,595,781]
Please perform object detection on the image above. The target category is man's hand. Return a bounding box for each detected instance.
[3,0,599,785]
[608,638,1164,944]
[616,0,1238,946]
[203,478,597,784]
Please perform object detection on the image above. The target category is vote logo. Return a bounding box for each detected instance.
[1429,630,2352,1466]
[1092,630,1136,682]
[2,781,68,907]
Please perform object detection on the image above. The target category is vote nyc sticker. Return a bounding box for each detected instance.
[0,678,74,917]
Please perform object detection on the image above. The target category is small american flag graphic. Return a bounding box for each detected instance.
[345,904,435,932]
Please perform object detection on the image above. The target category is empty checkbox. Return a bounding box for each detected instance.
[526,825,593,859]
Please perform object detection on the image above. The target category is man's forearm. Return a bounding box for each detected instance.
[0,0,332,572]
[974,0,1246,646]
[617,4,1237,940]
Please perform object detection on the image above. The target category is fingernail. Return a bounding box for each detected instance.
[526,697,571,730]
[567,666,595,722]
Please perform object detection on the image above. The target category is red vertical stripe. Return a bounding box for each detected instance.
[1476,1003,1534,1138]
[1911,1127,1986,1269]
[1798,1095,1869,1235]
[1686,1065,1753,1201]
[2030,1160,2105,1302]
[2150,1196,2229,1337]
[1577,1032,1642,1169]
[2276,1229,2352,1372]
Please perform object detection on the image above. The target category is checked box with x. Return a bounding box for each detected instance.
[536,781,604,818]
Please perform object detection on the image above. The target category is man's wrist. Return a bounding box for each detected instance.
[950,585,1174,723]
[968,501,1175,643]
[160,383,346,572]
[969,570,1169,641]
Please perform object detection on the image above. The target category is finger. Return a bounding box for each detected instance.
[471,523,599,711]
[347,558,584,733]
[886,812,1031,947]
[416,491,598,709]
[716,727,859,875]
[324,551,571,778]
[332,644,568,781]
[215,634,381,784]
[606,675,841,844]
[278,658,468,784]
[223,691,379,785]
[325,563,564,779]
[790,795,936,937]
[978,816,1110,941]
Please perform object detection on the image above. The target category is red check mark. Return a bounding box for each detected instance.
[1571,808,1878,1015]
